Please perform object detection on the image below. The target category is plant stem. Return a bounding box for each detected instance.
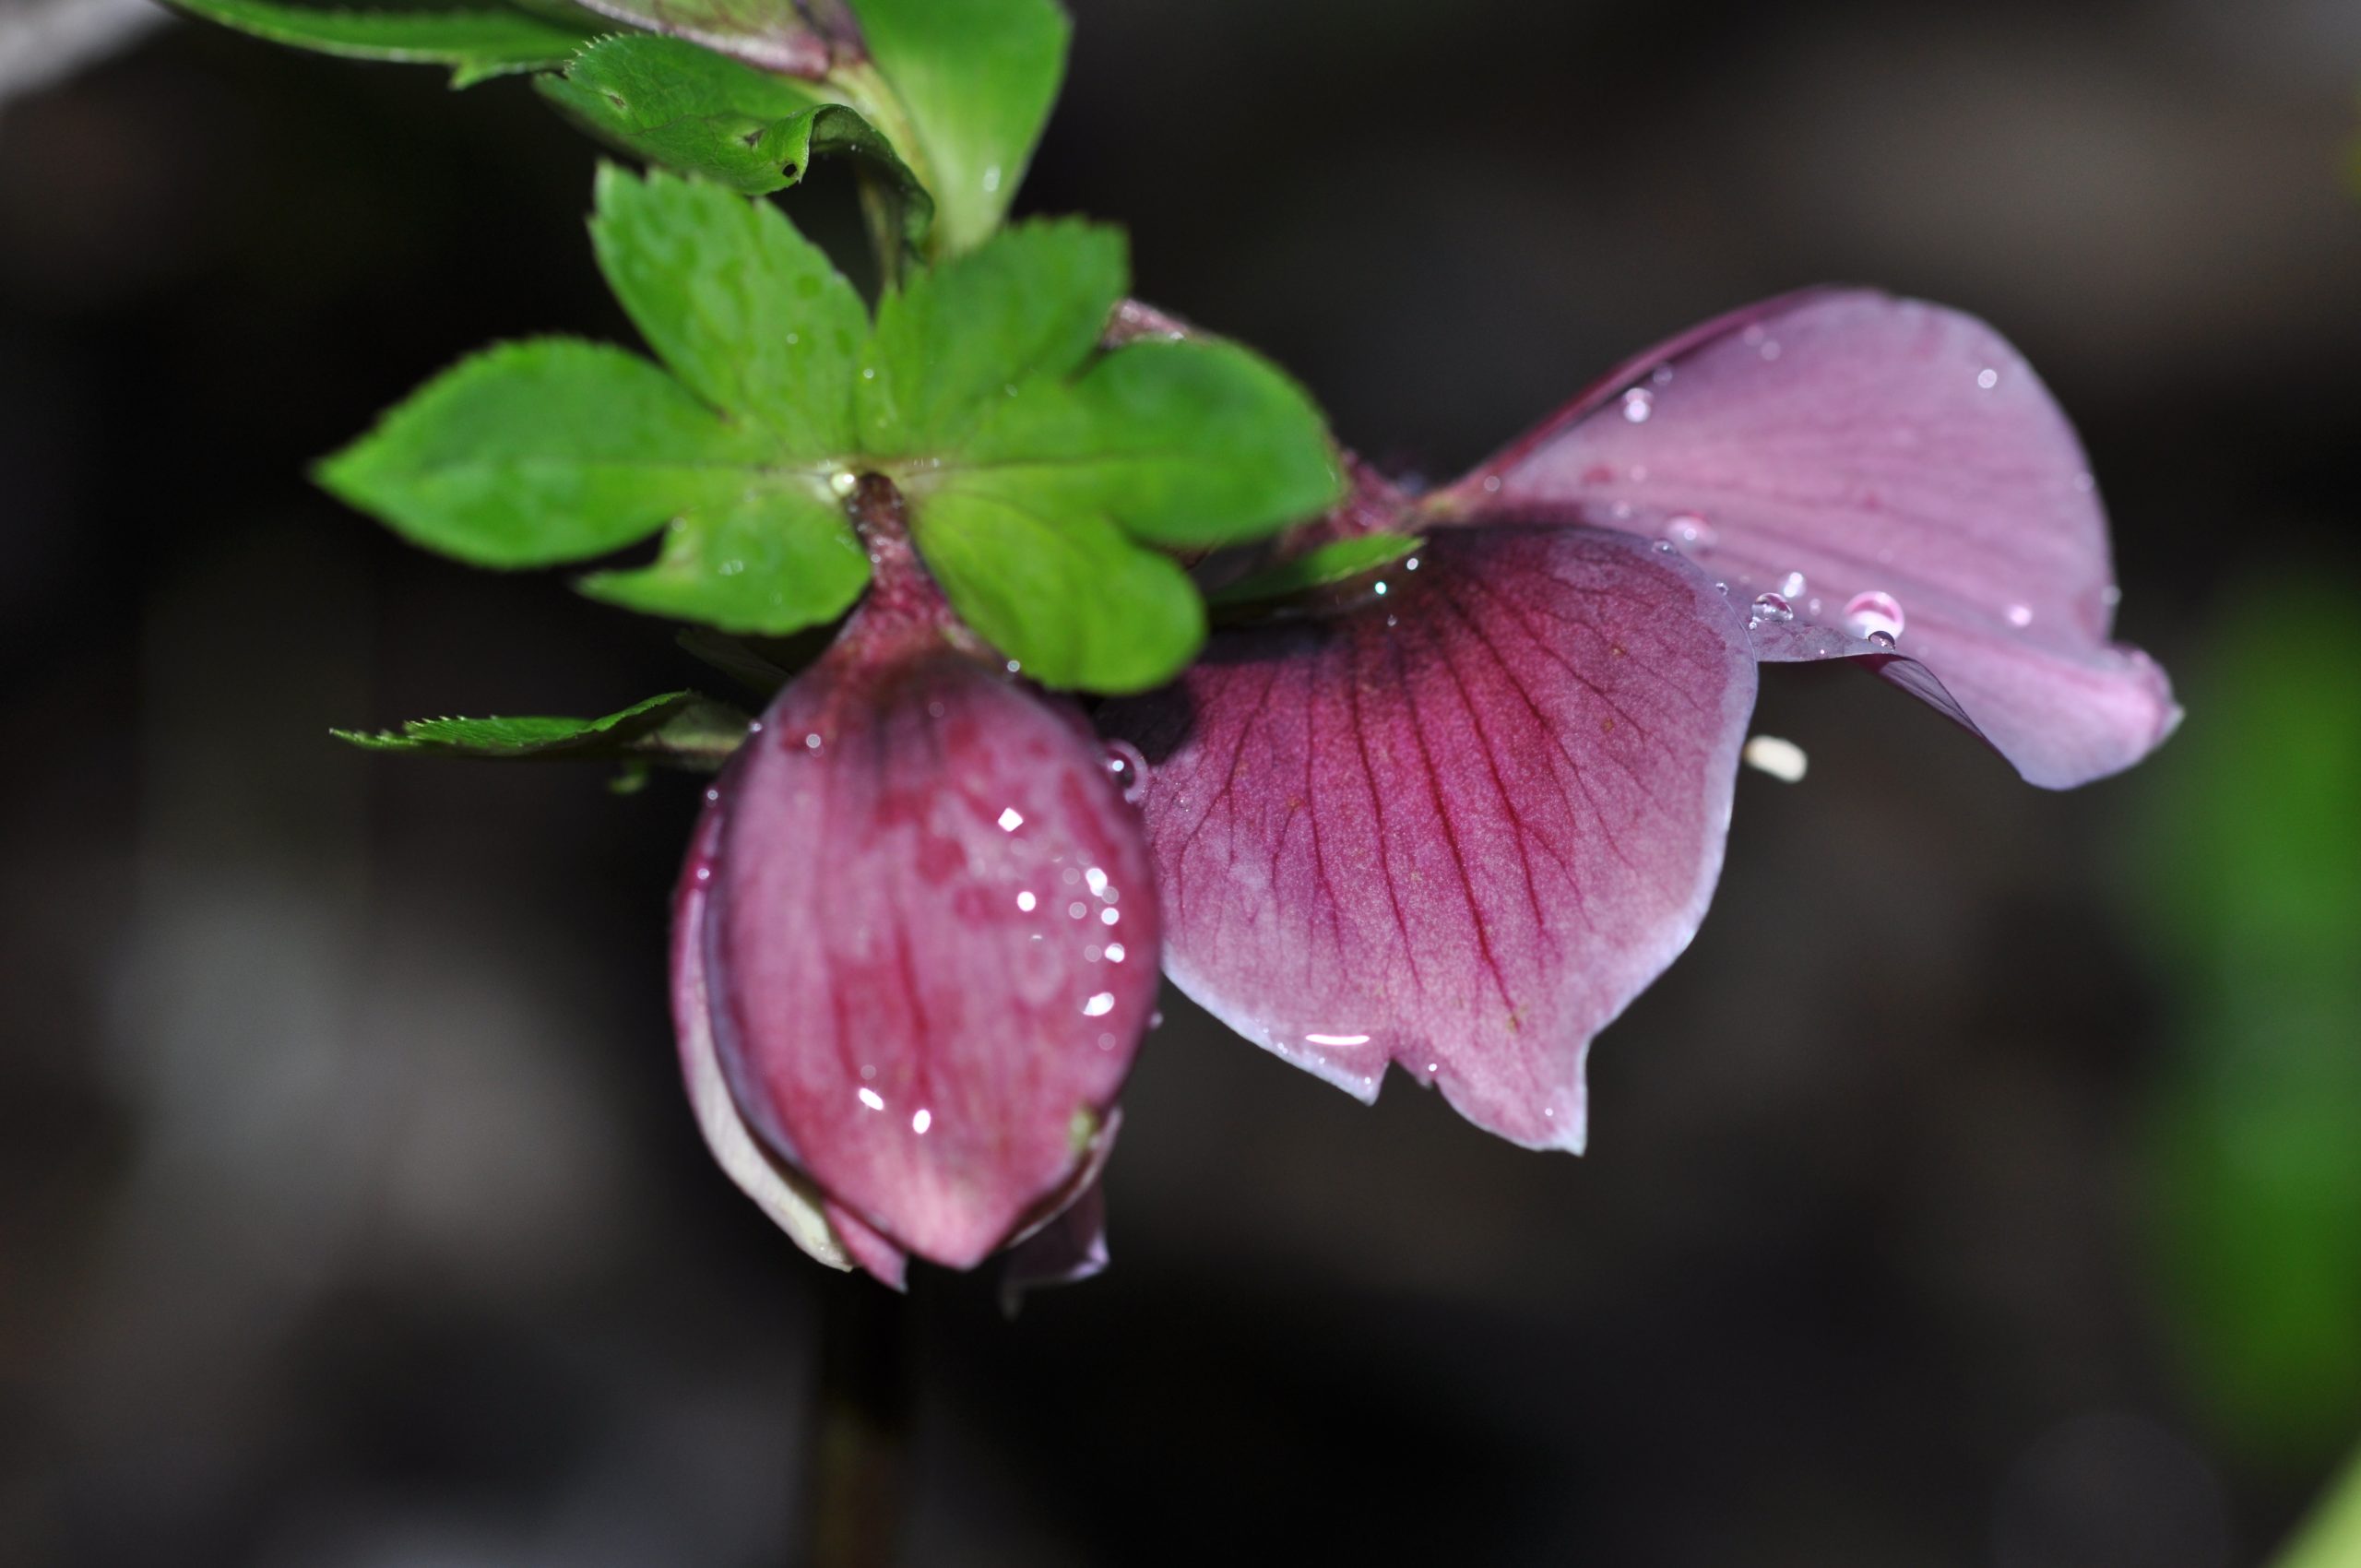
[2271,1441,2361,1568]
[805,1271,911,1568]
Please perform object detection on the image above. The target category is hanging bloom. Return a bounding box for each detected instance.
[1101,289,2178,1151]
[673,482,1153,1284]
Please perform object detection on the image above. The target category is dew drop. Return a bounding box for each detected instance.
[1100,908,1120,926]
[1403,556,1419,571]
[1665,514,1716,551]
[1654,540,1676,553]
[858,1087,885,1111]
[1148,1010,1165,1030]
[1778,570,1808,599]
[1005,659,1022,674]
[804,731,824,751]
[1976,366,1999,390]
[1083,992,1116,1017]
[1016,891,1036,912]
[1105,942,1126,962]
[980,163,1003,194]
[2005,603,2034,628]
[910,1108,931,1134]
[1068,901,1088,920]
[1651,363,1675,386]
[1481,474,1502,493]
[1749,591,1794,624]
[1373,580,1388,596]
[1085,866,1109,897]
[998,807,1025,832]
[1620,387,1654,423]
[1843,589,1905,641]
[1102,739,1148,803]
[860,1063,876,1081]
[1867,630,1897,650]
[829,470,859,497]
[860,366,876,380]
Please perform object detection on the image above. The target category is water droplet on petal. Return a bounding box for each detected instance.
[1105,942,1126,962]
[1749,591,1794,624]
[1481,474,1502,493]
[1651,363,1675,386]
[998,807,1025,831]
[804,731,824,751]
[1068,901,1088,919]
[1867,629,1897,650]
[2005,603,2034,628]
[1778,570,1808,599]
[858,1087,885,1111]
[980,163,1003,194]
[1976,366,1999,390]
[1082,992,1116,1017]
[1620,387,1654,423]
[1102,739,1148,803]
[829,470,859,497]
[1844,590,1906,641]
[1665,514,1716,551]
[911,1108,931,1134]
[1148,1010,1165,1030]
[1016,891,1036,912]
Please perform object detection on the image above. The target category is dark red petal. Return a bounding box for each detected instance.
[705,634,1157,1270]
[1101,525,1756,1150]
[671,789,860,1271]
[1453,290,2177,788]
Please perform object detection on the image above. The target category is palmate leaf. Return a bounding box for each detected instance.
[333,690,752,768]
[161,0,592,86]
[539,35,931,243]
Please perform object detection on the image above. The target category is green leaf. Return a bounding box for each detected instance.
[578,488,871,635]
[317,338,771,567]
[1208,532,1421,609]
[2130,579,2361,1463]
[334,690,752,768]
[935,338,1344,548]
[860,218,1125,454]
[562,0,855,77]
[590,165,869,454]
[836,0,1069,254]
[913,489,1202,693]
[537,37,932,244]
[162,0,589,86]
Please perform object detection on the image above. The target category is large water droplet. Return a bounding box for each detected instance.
[1620,387,1654,423]
[1844,590,1905,641]
[1749,591,1794,624]
[1866,629,1897,650]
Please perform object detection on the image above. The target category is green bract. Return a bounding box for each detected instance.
[333,690,751,768]
[320,169,1342,692]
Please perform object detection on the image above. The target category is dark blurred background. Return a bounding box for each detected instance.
[4,0,2359,1562]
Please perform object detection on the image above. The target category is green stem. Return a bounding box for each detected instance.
[2271,1441,2361,1568]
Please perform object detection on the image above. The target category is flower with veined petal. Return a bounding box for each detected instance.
[1099,289,2178,1152]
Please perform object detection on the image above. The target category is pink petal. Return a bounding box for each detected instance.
[1100,525,1756,1150]
[672,790,855,1271]
[703,614,1158,1270]
[1451,290,2177,788]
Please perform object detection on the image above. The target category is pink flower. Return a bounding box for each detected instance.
[1099,290,2178,1151]
[672,483,1151,1285]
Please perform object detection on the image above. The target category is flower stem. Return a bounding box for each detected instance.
[805,1271,911,1568]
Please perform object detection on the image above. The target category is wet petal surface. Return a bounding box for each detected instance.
[1456,290,2177,787]
[1102,525,1755,1149]
[704,636,1157,1269]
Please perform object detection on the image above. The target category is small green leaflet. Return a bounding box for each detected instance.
[333,690,751,769]
[162,0,591,87]
[1209,533,1422,609]
[537,35,932,246]
[323,170,1344,691]
[835,0,1068,255]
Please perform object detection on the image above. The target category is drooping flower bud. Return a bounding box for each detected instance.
[672,478,1158,1277]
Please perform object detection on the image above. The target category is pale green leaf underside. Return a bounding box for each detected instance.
[163,0,588,85]
[914,488,1204,693]
[1210,532,1423,609]
[591,165,869,455]
[316,338,769,567]
[539,36,931,243]
[333,689,751,767]
[578,487,872,635]
[860,217,1125,455]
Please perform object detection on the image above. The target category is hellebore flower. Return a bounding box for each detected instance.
[674,480,1154,1285]
[1100,289,2178,1152]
